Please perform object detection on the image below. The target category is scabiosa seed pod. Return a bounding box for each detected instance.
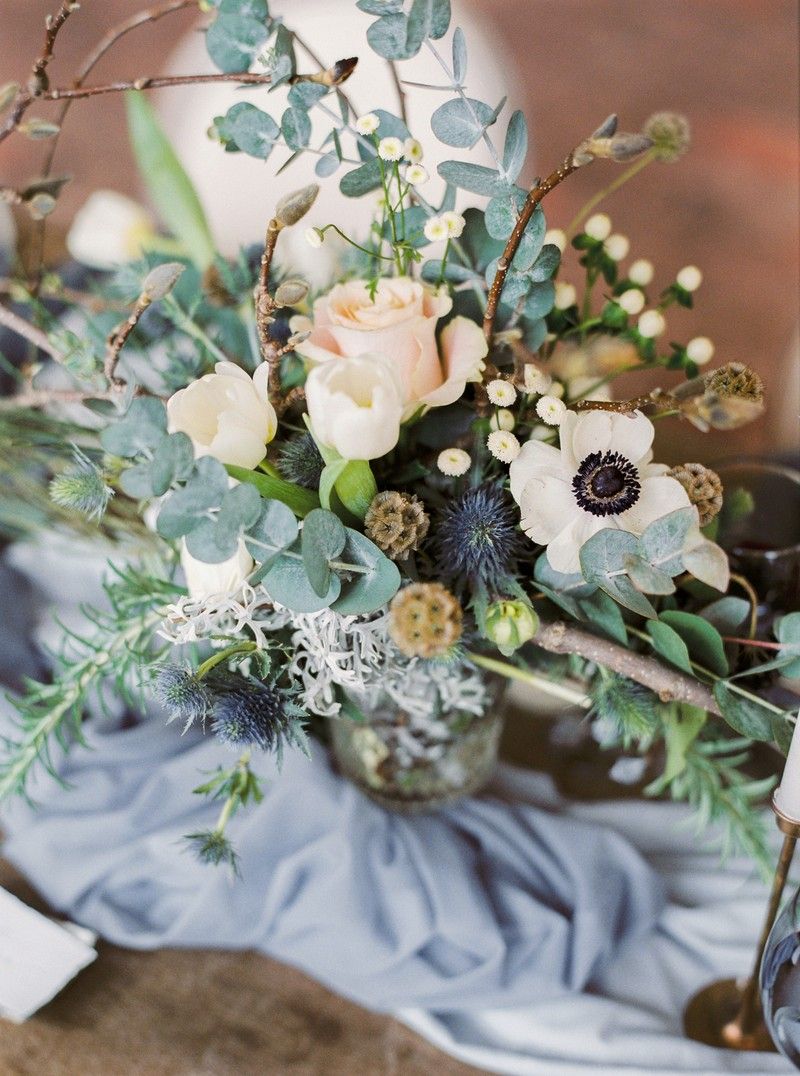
[644,111,691,161]
[435,483,525,591]
[705,362,764,403]
[49,447,113,522]
[154,664,211,729]
[277,433,325,490]
[364,490,430,561]
[668,463,724,527]
[211,681,293,751]
[389,582,463,659]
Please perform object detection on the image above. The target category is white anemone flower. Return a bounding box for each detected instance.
[509,409,691,574]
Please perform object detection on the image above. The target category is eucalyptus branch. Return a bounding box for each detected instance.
[388,60,408,125]
[426,39,504,175]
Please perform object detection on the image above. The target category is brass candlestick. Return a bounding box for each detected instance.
[683,795,800,1051]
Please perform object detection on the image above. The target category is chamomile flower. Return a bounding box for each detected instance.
[604,234,630,261]
[584,213,612,241]
[424,215,449,242]
[356,112,380,135]
[628,259,654,286]
[677,265,702,292]
[638,309,666,338]
[544,228,567,252]
[378,136,404,161]
[442,211,466,238]
[305,227,324,248]
[536,395,567,425]
[486,379,517,406]
[490,408,515,431]
[523,363,552,395]
[404,137,424,163]
[686,336,715,365]
[554,281,577,310]
[487,430,521,463]
[618,288,646,315]
[437,447,471,477]
[405,164,429,186]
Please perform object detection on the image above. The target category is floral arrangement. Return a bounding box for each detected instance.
[1,0,797,873]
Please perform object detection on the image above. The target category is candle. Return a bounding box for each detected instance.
[775,716,800,822]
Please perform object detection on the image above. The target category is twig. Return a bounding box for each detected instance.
[254,220,281,365]
[104,296,151,385]
[532,619,721,715]
[388,61,408,125]
[0,304,64,361]
[483,153,582,343]
[0,277,128,313]
[44,71,278,101]
[0,386,122,410]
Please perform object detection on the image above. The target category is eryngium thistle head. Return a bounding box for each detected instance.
[364,490,430,561]
[49,447,113,522]
[185,829,239,874]
[389,582,463,659]
[154,664,210,729]
[435,483,524,590]
[211,682,294,751]
[705,362,764,402]
[667,462,724,527]
[644,112,691,161]
[278,433,325,490]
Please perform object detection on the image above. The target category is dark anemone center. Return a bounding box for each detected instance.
[572,450,641,517]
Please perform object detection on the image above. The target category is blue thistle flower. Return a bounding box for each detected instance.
[435,483,524,591]
[211,681,306,755]
[277,433,325,490]
[154,664,210,729]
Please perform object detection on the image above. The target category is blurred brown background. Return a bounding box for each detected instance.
[2,0,798,460]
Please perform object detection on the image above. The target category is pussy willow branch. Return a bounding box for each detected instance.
[0,304,64,361]
[532,618,721,715]
[483,153,583,343]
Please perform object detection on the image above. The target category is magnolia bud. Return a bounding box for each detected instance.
[142,262,185,301]
[275,278,310,306]
[275,184,319,228]
[0,82,19,112]
[485,601,539,656]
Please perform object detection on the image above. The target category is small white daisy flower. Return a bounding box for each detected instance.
[686,336,715,365]
[523,363,552,395]
[628,258,654,286]
[304,227,324,249]
[490,408,516,432]
[486,378,517,406]
[604,233,630,261]
[554,281,577,310]
[378,136,404,161]
[638,309,666,338]
[442,211,466,238]
[487,430,521,464]
[404,137,424,163]
[536,395,567,425]
[676,265,702,291]
[355,112,380,136]
[437,448,471,477]
[423,215,449,242]
[618,288,646,315]
[405,164,429,186]
[584,213,612,241]
[544,228,567,252]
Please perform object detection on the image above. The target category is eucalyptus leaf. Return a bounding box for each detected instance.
[244,498,300,575]
[523,282,556,320]
[699,596,750,635]
[217,102,279,159]
[624,554,675,595]
[528,243,561,282]
[431,98,497,149]
[437,160,510,198]
[340,158,383,197]
[366,13,411,60]
[775,612,800,678]
[288,82,328,109]
[647,620,693,674]
[282,106,311,150]
[660,610,729,676]
[713,681,776,742]
[156,457,228,540]
[100,397,167,458]
[205,0,270,73]
[301,508,347,598]
[502,110,528,181]
[639,507,695,576]
[315,152,340,178]
[452,26,467,83]
[683,538,729,592]
[148,432,195,496]
[578,591,628,644]
[580,528,657,618]
[484,189,525,241]
[263,546,341,612]
[330,529,401,615]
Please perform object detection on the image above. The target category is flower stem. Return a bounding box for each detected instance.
[466,651,591,708]
[196,641,257,681]
[565,149,657,239]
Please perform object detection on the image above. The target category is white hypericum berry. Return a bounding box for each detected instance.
[423,216,449,242]
[405,164,429,186]
[378,136,404,161]
[536,395,567,425]
[628,258,654,286]
[676,265,703,292]
[686,336,715,365]
[618,288,646,315]
[544,228,567,252]
[523,363,552,395]
[486,378,517,406]
[442,211,466,238]
[490,408,516,432]
[404,137,424,163]
[638,309,666,338]
[604,234,630,261]
[584,212,612,241]
[356,112,380,135]
[554,281,577,309]
[548,380,565,399]
[304,227,324,248]
[487,430,521,463]
[437,447,471,476]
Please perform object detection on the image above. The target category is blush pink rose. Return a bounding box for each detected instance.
[293,277,487,417]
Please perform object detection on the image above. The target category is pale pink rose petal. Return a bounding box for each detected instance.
[414,316,487,413]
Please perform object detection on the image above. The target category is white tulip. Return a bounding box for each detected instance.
[67,190,154,270]
[181,540,253,601]
[305,353,404,460]
[167,361,277,469]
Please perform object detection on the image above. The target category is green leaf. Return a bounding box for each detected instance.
[205,2,270,73]
[521,282,555,320]
[579,528,657,618]
[216,102,279,159]
[431,97,497,149]
[318,459,349,510]
[100,397,167,458]
[281,106,311,151]
[775,612,800,678]
[340,158,383,198]
[301,508,347,598]
[713,681,776,741]
[121,431,194,498]
[269,23,296,88]
[334,460,378,519]
[330,529,401,615]
[366,13,411,60]
[226,464,319,517]
[452,26,467,83]
[699,596,750,635]
[502,110,527,181]
[263,544,341,612]
[438,160,510,198]
[244,498,299,577]
[659,704,707,784]
[639,506,695,577]
[773,713,794,756]
[647,620,693,674]
[156,457,228,540]
[186,482,262,564]
[484,188,525,240]
[528,244,561,283]
[623,554,675,595]
[126,92,215,269]
[578,591,628,644]
[660,610,729,676]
